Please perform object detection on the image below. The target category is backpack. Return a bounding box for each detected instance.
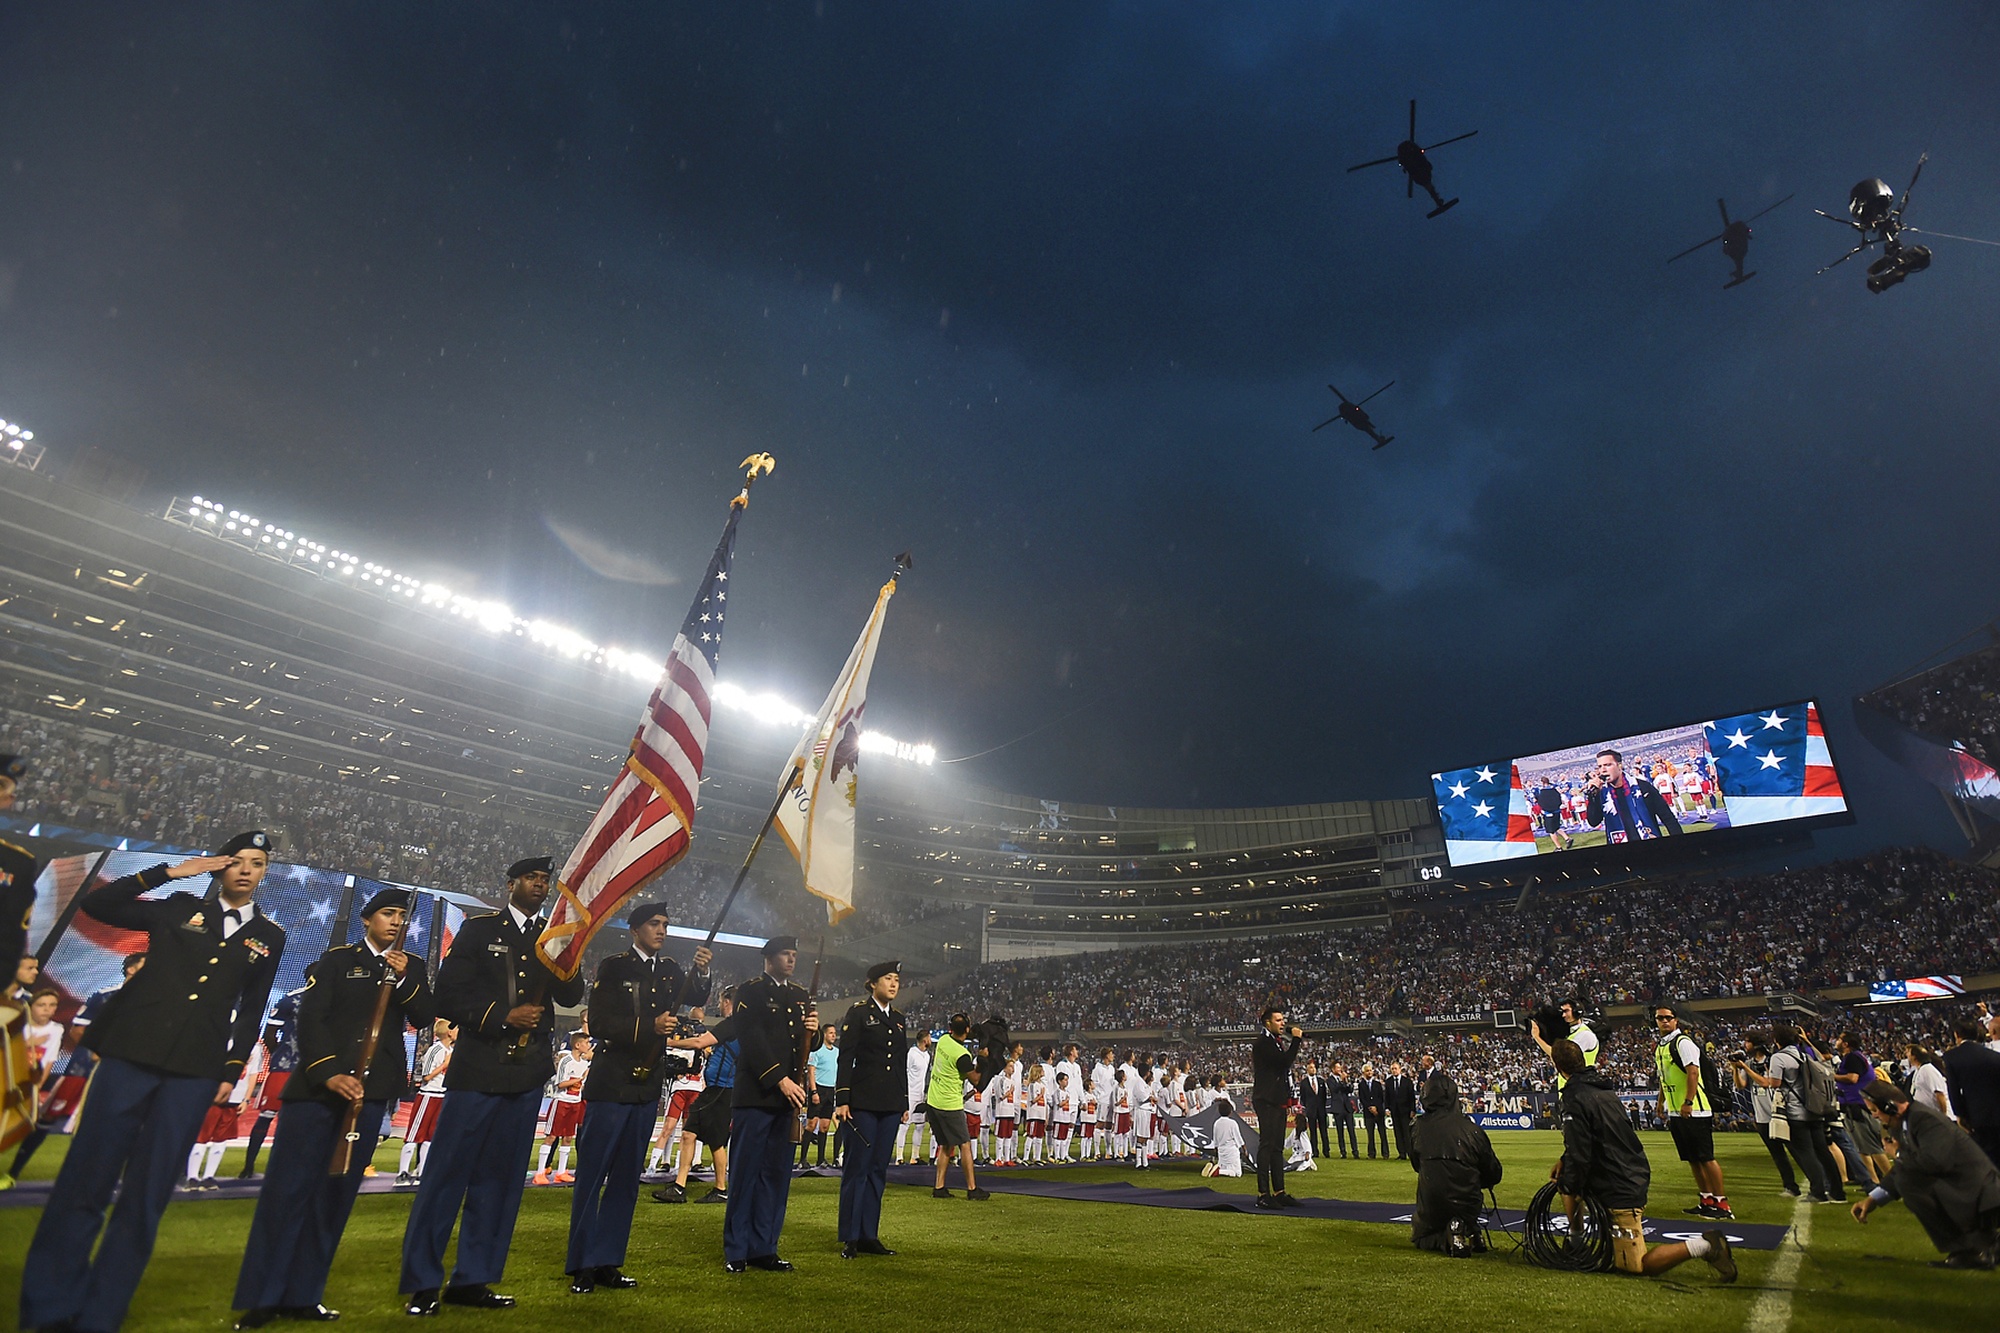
[1697,1046,1728,1111]
[1794,1045,1840,1118]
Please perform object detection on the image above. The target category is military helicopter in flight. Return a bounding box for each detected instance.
[1816,154,1933,293]
[1312,381,1396,449]
[1666,194,1794,288]
[1347,100,1478,218]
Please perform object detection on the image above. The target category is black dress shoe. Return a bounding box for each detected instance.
[442,1286,516,1309]
[858,1239,895,1256]
[403,1291,440,1318]
[236,1310,279,1330]
[724,1261,748,1273]
[569,1272,595,1294]
[841,1241,859,1260]
[593,1267,637,1289]
[279,1306,341,1321]
[1275,1192,1304,1208]
[747,1255,794,1272]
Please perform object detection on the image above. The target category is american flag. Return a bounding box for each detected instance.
[1703,701,1847,827]
[537,501,744,979]
[1431,761,1538,866]
[1869,975,1965,1003]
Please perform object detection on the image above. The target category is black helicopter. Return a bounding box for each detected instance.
[1817,155,1932,293]
[1347,100,1478,218]
[1666,194,1794,288]
[1312,381,1396,449]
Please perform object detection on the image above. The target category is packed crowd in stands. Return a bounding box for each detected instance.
[1863,641,2000,763]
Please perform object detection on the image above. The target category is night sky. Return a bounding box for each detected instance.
[2,3,1997,852]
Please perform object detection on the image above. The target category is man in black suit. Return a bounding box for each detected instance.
[1386,1061,1418,1159]
[1358,1063,1389,1159]
[1297,1059,1330,1159]
[399,856,586,1314]
[1943,1019,2000,1170]
[566,900,710,1292]
[1327,1062,1358,1158]
[834,960,909,1258]
[234,888,433,1327]
[1250,1006,1303,1209]
[21,831,287,1333]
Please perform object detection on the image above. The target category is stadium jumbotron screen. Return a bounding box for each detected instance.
[1432,699,1848,867]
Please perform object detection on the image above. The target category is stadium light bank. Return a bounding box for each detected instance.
[0,416,44,472]
[164,493,938,766]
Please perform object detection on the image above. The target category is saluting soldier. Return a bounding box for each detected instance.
[833,960,909,1259]
[0,753,40,969]
[564,900,712,1293]
[399,856,585,1315]
[233,889,434,1328]
[20,831,287,1333]
[662,934,818,1272]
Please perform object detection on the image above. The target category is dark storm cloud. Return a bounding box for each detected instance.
[1,2,1996,850]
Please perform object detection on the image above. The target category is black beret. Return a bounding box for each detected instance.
[506,855,553,880]
[866,960,901,984]
[361,888,413,919]
[219,830,271,857]
[625,901,671,929]
[761,934,798,957]
[0,753,25,781]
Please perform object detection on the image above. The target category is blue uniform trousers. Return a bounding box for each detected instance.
[398,1088,539,1293]
[721,1106,795,1262]
[19,1056,220,1333]
[836,1109,900,1242]
[565,1100,657,1273]
[232,1099,383,1311]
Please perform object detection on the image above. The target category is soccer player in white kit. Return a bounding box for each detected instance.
[895,1033,932,1165]
[1052,1072,1078,1161]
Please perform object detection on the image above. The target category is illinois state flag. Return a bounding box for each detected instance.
[538,498,747,979]
[1432,762,1538,865]
[1704,701,1847,827]
[776,575,900,924]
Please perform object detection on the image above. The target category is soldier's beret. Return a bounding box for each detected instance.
[361,888,412,918]
[626,901,671,929]
[506,855,553,880]
[0,753,25,781]
[219,830,271,857]
[761,934,798,957]
[866,960,901,984]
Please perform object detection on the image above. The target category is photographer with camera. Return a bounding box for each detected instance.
[1531,1000,1598,1091]
[1583,749,1681,844]
[1251,1006,1304,1209]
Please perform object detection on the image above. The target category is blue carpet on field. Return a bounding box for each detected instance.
[886,1164,1793,1250]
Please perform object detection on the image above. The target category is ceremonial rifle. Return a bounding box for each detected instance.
[329,897,419,1176]
[792,935,823,1145]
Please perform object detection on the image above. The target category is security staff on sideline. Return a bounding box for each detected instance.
[833,961,909,1259]
[665,935,818,1272]
[565,901,711,1293]
[399,856,585,1315]
[21,832,287,1333]
[233,889,433,1327]
[0,753,41,968]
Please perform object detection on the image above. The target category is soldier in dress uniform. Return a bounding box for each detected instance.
[0,753,40,969]
[662,934,818,1272]
[20,831,287,1333]
[399,856,585,1315]
[564,900,711,1293]
[833,960,909,1259]
[233,889,434,1327]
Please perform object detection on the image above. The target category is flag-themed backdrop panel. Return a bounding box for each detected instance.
[39,850,348,1023]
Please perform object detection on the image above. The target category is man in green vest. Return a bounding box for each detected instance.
[1654,1005,1731,1220]
[926,1014,990,1200]
[1531,1001,1599,1089]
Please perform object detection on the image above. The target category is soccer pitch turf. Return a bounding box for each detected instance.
[2,1131,1988,1332]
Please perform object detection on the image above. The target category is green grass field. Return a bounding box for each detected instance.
[2,1130,1990,1332]
[1534,822,1722,853]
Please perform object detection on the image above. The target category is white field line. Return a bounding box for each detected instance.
[1745,1195,1814,1333]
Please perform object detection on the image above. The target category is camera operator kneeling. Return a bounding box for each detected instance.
[1410,1073,1502,1256]
[1549,1040,1737,1282]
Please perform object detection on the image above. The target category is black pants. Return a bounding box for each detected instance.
[1306,1112,1330,1157]
[1331,1111,1357,1156]
[1779,1118,1840,1200]
[1391,1115,1412,1159]
[1252,1099,1287,1197]
[1755,1122,1798,1193]
[1364,1109,1388,1157]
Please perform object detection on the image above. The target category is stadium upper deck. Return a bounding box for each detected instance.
[0,463,1446,967]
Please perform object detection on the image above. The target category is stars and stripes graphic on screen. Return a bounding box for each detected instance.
[1868,975,1965,1004]
[1703,701,1847,827]
[1432,761,1538,865]
[537,500,746,979]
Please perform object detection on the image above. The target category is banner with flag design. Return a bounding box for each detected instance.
[1431,761,1538,864]
[1868,975,1965,1003]
[1703,701,1847,826]
[775,575,900,925]
[538,497,747,979]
